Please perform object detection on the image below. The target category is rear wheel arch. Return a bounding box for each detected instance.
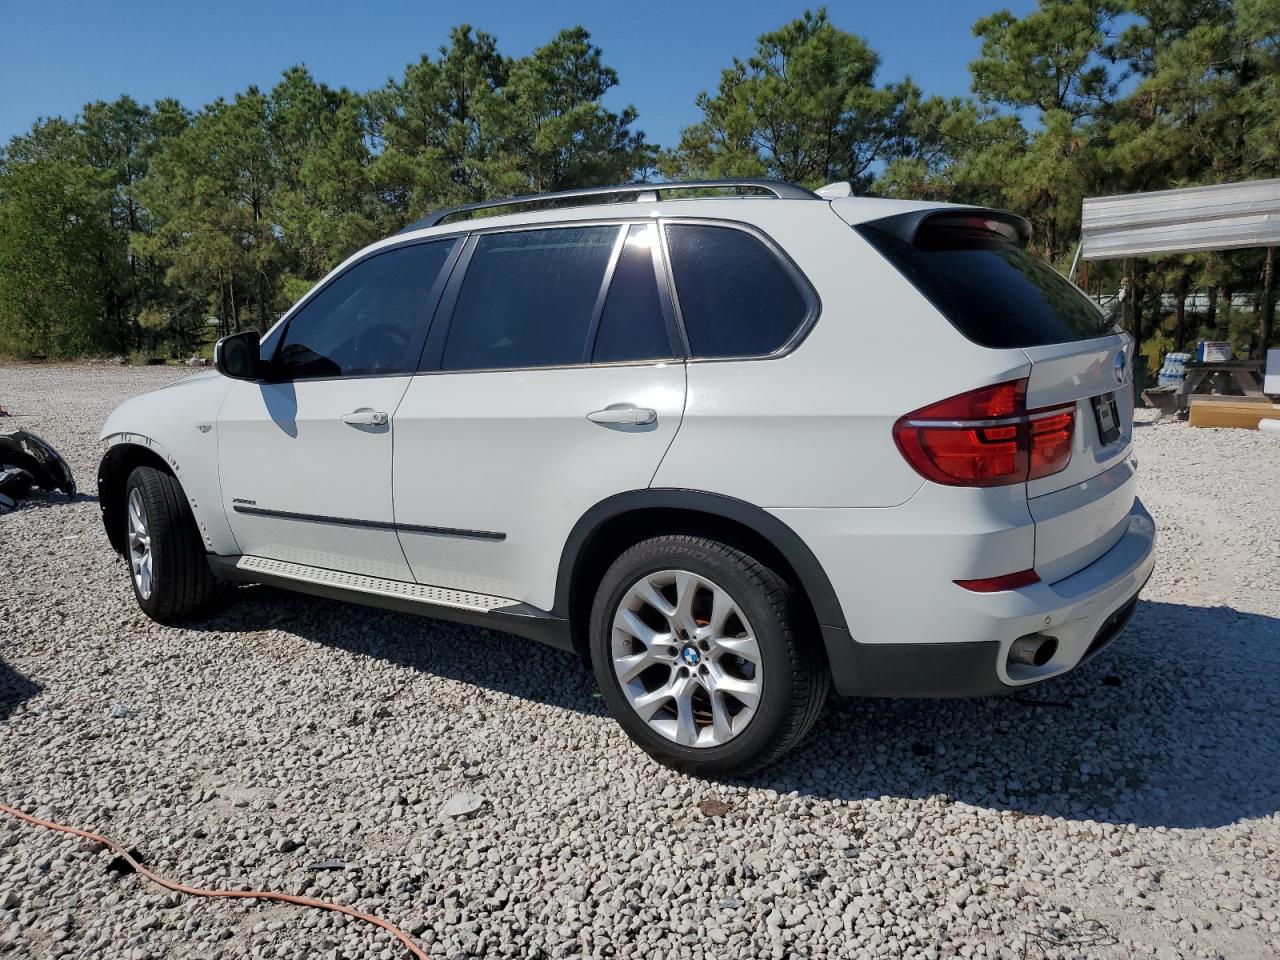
[555,489,848,663]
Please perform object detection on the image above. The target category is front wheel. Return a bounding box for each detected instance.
[590,535,829,776]
[123,466,218,623]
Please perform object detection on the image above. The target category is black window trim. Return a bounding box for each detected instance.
[261,236,464,384]
[418,218,685,375]
[415,215,819,375]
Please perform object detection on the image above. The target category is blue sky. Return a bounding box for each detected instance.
[1,0,1038,149]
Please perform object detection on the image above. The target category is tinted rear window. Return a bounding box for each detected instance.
[665,224,810,358]
[859,221,1116,349]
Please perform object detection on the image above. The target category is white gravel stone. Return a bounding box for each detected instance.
[438,794,486,820]
[0,368,1278,960]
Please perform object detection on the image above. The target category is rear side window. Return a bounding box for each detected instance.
[665,224,810,358]
[443,226,618,371]
[592,224,674,363]
[858,216,1116,349]
[274,241,456,378]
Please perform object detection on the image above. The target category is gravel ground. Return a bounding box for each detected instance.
[1,363,1278,960]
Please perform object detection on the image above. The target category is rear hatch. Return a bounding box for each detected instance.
[856,209,1136,583]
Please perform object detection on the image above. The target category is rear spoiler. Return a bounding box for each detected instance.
[860,209,1032,249]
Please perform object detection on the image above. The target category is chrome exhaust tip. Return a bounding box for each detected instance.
[1008,633,1058,668]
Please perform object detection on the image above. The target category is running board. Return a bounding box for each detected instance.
[235,555,512,611]
[206,555,572,651]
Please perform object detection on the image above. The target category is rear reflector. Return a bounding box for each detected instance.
[954,569,1041,592]
[893,378,1074,487]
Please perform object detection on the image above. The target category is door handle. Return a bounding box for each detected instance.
[341,408,389,426]
[587,406,657,426]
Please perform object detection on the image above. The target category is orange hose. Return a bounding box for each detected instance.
[0,802,431,960]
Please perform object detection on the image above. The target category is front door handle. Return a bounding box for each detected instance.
[341,408,389,426]
[587,406,657,426]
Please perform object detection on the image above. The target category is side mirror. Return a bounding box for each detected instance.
[214,331,263,381]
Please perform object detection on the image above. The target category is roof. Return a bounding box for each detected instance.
[385,190,966,247]
[315,182,984,281]
[398,179,820,233]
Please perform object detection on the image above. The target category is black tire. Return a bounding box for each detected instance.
[590,535,829,776]
[123,466,218,623]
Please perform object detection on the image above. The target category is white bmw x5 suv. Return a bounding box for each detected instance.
[99,179,1156,774]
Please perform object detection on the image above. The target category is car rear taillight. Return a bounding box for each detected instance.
[893,378,1074,488]
[1027,406,1075,480]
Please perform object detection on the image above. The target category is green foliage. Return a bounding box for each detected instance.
[1,6,1277,359]
[0,119,126,356]
[1221,306,1262,358]
[667,8,918,190]
[366,25,651,214]
[492,27,652,194]
[282,275,317,306]
[971,1,1120,118]
[133,90,283,335]
[0,22,650,357]
[876,97,1025,204]
[954,1,1121,261]
[366,25,510,216]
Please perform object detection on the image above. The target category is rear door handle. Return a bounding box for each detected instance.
[587,406,657,426]
[341,408,388,426]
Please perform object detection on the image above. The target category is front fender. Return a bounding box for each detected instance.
[97,373,238,556]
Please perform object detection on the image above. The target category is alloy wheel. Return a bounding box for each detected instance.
[610,569,762,748]
[127,486,153,600]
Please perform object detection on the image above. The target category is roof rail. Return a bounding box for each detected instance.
[398,179,819,233]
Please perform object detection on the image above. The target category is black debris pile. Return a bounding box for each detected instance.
[0,430,76,515]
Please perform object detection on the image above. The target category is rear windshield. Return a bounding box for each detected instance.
[858,219,1117,349]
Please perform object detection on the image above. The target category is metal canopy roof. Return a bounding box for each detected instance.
[1080,178,1280,260]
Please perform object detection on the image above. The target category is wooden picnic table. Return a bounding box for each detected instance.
[1142,359,1267,417]
[1175,360,1267,407]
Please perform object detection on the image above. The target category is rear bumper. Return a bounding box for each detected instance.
[801,498,1156,697]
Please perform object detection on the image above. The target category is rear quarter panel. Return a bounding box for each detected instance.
[652,204,1032,508]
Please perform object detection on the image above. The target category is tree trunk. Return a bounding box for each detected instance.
[1174,270,1190,351]
[257,277,269,333]
[1259,246,1276,359]
[1206,286,1218,337]
[217,272,230,339]
[1128,263,1144,354]
[1215,286,1229,340]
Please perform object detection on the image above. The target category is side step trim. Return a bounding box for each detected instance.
[207,555,573,652]
[235,555,510,612]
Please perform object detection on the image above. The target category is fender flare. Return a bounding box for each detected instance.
[100,431,185,475]
[97,433,207,553]
[552,488,849,630]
